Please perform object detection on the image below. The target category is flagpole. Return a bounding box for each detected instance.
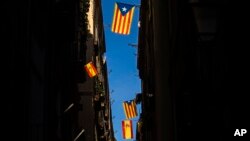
[134,4,141,8]
[121,3,141,8]
[116,1,141,8]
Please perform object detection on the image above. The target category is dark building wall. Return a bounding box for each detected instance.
[77,37,95,141]
[137,0,249,141]
[2,0,115,140]
[2,0,79,140]
[92,0,115,139]
[2,1,30,140]
[76,0,115,140]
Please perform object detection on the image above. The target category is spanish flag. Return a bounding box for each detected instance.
[84,61,97,77]
[111,2,135,35]
[122,119,133,139]
[123,100,138,119]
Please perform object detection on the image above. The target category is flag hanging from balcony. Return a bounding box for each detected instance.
[123,99,138,119]
[84,61,97,77]
[111,2,135,35]
[122,119,133,139]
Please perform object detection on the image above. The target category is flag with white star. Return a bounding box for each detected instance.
[111,2,135,35]
[123,99,138,119]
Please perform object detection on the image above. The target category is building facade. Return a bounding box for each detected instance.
[2,0,114,141]
[136,0,247,141]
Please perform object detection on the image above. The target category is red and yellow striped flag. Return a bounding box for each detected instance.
[122,119,133,139]
[84,61,97,77]
[123,100,138,119]
[111,2,135,35]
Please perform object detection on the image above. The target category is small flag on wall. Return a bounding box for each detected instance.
[123,100,138,119]
[84,61,97,77]
[122,119,133,139]
[111,2,135,35]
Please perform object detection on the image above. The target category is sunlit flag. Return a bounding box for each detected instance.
[123,100,138,119]
[111,2,135,35]
[122,119,133,139]
[84,61,97,77]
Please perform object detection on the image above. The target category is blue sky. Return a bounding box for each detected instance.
[101,0,141,140]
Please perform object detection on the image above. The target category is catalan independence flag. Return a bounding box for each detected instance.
[84,61,98,78]
[111,2,135,35]
[123,100,138,119]
[122,119,133,139]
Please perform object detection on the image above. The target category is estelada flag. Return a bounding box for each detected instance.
[122,119,133,139]
[84,61,97,77]
[123,100,138,119]
[111,2,135,35]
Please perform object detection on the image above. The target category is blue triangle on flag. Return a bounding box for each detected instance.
[116,2,134,16]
